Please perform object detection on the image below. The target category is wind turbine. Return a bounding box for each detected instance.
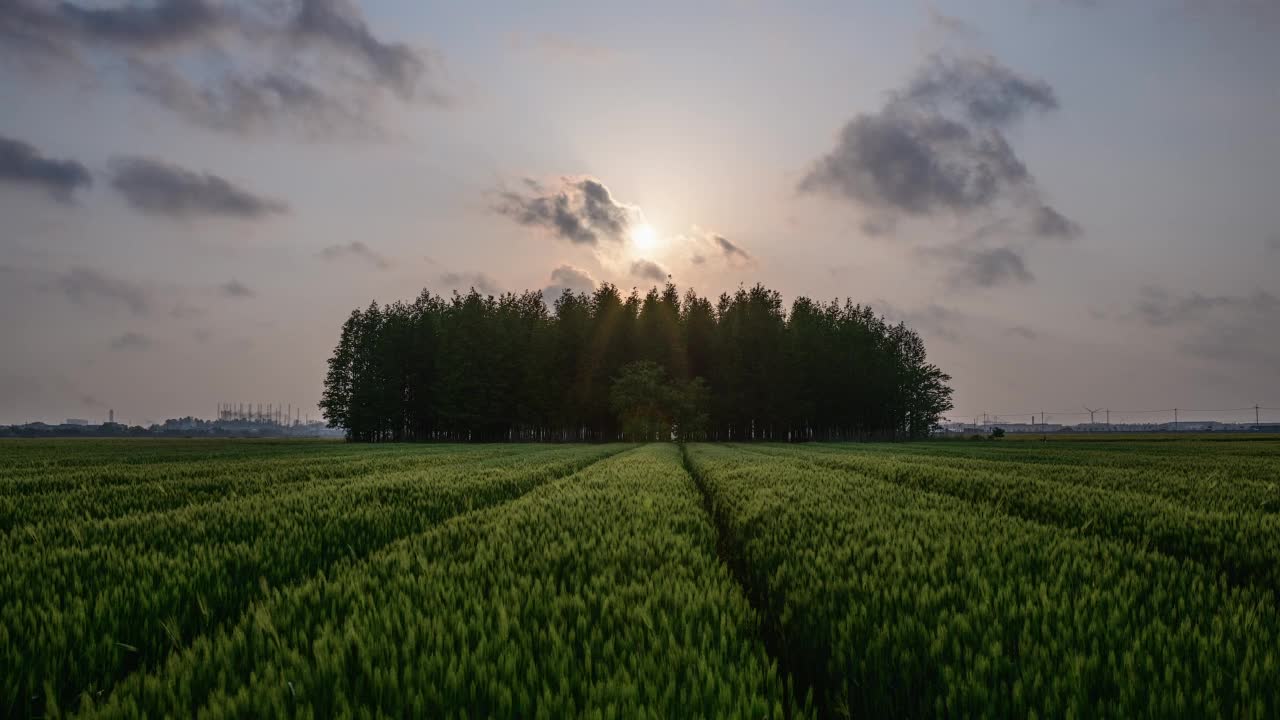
[1084,407,1099,431]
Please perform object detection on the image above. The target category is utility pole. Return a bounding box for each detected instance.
[1257,405,1262,426]
[1105,409,1110,431]
[1174,408,1179,432]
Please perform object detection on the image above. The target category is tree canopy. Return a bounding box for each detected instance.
[320,282,953,442]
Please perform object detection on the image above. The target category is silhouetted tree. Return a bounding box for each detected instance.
[321,281,953,442]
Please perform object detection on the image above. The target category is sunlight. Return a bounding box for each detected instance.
[630,223,658,252]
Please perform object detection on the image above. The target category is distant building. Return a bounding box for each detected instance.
[64,418,90,426]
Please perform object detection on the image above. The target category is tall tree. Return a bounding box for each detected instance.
[322,281,954,442]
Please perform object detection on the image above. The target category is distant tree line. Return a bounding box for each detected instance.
[320,283,953,442]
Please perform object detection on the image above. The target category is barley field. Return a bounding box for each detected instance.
[3,438,1278,718]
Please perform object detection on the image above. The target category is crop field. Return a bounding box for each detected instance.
[3,438,1279,718]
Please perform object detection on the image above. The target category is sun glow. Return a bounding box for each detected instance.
[630,223,658,251]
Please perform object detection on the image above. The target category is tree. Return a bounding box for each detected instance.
[609,361,670,441]
[669,376,710,443]
[320,281,954,443]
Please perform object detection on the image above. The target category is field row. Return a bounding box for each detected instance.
[3,438,1278,717]
[4,443,627,717]
[687,443,1279,717]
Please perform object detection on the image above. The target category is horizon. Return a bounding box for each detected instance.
[2,1,1278,426]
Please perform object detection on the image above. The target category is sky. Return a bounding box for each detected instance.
[1,0,1277,427]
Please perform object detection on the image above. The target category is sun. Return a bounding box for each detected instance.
[630,223,658,251]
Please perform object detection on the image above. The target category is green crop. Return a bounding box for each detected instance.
[3,442,625,716]
[81,445,797,719]
[3,437,1278,718]
[686,442,1280,718]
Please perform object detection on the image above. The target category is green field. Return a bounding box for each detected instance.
[3,439,1279,718]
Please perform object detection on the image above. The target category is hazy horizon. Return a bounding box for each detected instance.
[2,1,1277,427]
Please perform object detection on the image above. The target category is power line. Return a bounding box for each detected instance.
[949,403,1279,427]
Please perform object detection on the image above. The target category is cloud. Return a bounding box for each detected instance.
[903,53,1058,127]
[127,61,364,136]
[290,0,426,99]
[800,99,1030,215]
[439,271,500,295]
[110,331,152,351]
[0,133,92,202]
[630,260,668,283]
[109,157,287,219]
[679,227,753,267]
[1031,204,1082,239]
[55,0,225,48]
[713,235,752,262]
[542,264,596,301]
[1135,286,1279,327]
[931,245,1034,288]
[799,50,1074,235]
[317,241,390,269]
[1134,285,1280,368]
[1267,234,1280,252]
[52,267,150,315]
[219,279,254,298]
[1005,325,1038,340]
[876,300,967,343]
[495,176,643,246]
[0,0,442,136]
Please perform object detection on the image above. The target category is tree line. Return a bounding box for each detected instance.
[320,282,953,442]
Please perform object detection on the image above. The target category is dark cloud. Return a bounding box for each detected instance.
[318,241,390,269]
[109,157,286,219]
[542,264,596,302]
[713,235,752,262]
[876,301,966,343]
[1135,285,1280,368]
[0,0,440,136]
[681,227,752,267]
[57,0,224,49]
[219,280,254,298]
[110,331,152,351]
[495,176,641,246]
[0,134,92,202]
[800,50,1074,234]
[904,54,1058,127]
[950,246,1034,288]
[1135,286,1279,327]
[1031,204,1082,239]
[52,267,150,315]
[291,0,425,99]
[127,61,361,136]
[0,0,227,68]
[439,271,500,295]
[630,260,668,283]
[800,104,1031,216]
[1006,325,1038,340]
